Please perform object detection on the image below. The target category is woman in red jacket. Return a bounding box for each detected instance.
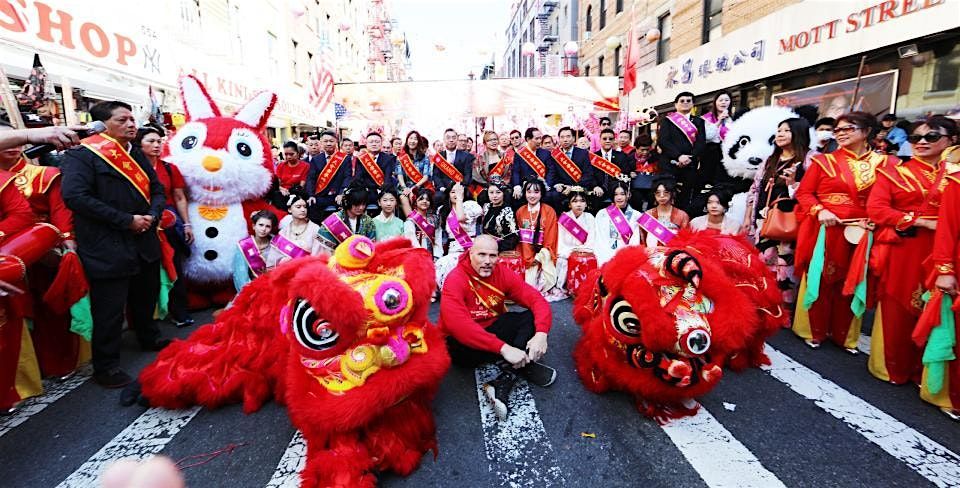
[866,116,957,384]
[792,112,897,352]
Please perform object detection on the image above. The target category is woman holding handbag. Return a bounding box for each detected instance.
[745,117,811,307]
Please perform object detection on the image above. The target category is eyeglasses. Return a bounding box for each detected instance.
[484,139,497,143]
[601,137,615,141]
[907,133,946,144]
[833,126,862,135]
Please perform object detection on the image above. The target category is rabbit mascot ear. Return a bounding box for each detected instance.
[180,75,221,120]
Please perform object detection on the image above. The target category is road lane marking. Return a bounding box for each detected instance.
[56,406,201,488]
[265,430,306,488]
[763,344,960,488]
[661,406,787,488]
[475,363,565,487]
[0,366,91,438]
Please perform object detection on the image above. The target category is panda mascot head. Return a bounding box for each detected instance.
[721,106,802,181]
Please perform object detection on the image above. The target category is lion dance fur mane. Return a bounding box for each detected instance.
[138,236,450,487]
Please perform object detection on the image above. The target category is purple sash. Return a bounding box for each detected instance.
[238,236,267,276]
[322,213,353,244]
[558,212,589,244]
[666,112,698,145]
[638,212,677,245]
[272,232,309,260]
[447,208,473,250]
[519,228,544,245]
[605,205,634,244]
[410,211,436,239]
[702,112,728,140]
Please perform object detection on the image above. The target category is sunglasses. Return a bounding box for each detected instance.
[601,137,614,141]
[833,126,862,135]
[907,133,946,144]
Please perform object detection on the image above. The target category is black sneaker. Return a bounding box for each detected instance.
[519,361,557,388]
[94,368,133,389]
[140,338,171,352]
[483,370,517,421]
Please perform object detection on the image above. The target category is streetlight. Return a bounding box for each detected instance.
[563,41,579,76]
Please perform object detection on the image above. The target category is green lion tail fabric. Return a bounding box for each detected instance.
[803,224,827,310]
[155,267,174,320]
[923,295,957,395]
[69,295,94,342]
[850,231,873,318]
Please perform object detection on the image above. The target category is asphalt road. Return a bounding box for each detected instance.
[1,300,958,488]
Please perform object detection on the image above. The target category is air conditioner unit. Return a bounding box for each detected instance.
[584,31,592,40]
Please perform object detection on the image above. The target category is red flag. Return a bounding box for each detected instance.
[622,28,640,96]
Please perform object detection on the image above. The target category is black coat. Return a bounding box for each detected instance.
[510,147,554,188]
[60,144,166,279]
[305,152,349,207]
[547,146,595,189]
[593,149,633,194]
[657,114,707,178]
[431,149,474,193]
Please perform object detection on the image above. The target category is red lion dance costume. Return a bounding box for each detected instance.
[137,235,450,487]
[573,231,786,422]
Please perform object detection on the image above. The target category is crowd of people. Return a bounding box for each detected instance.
[0,92,958,423]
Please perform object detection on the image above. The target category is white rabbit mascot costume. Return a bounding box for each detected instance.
[165,75,281,308]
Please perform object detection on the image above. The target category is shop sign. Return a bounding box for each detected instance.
[0,0,170,80]
[665,41,765,89]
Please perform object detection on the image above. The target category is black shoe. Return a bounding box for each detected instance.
[94,368,133,389]
[172,317,195,328]
[519,361,557,387]
[483,370,517,421]
[120,381,141,406]
[140,338,171,352]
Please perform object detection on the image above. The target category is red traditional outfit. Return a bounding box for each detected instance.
[866,156,946,383]
[792,149,893,349]
[275,160,309,190]
[8,158,84,377]
[0,170,46,410]
[515,203,558,268]
[921,150,960,411]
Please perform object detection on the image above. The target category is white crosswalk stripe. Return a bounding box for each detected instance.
[0,366,90,439]
[661,406,788,488]
[55,407,201,488]
[265,431,306,488]
[762,344,960,488]
[475,363,565,487]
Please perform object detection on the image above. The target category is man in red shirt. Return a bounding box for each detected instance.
[440,234,555,419]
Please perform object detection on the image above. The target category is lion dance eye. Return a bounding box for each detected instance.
[609,298,641,337]
[681,328,711,356]
[292,299,338,351]
[374,281,409,316]
[181,135,198,150]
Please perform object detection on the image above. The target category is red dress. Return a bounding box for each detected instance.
[8,159,83,377]
[0,171,45,409]
[792,148,893,348]
[923,152,960,410]
[866,157,945,383]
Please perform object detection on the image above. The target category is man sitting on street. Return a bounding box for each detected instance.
[440,234,556,420]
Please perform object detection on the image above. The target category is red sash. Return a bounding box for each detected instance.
[82,134,150,202]
[468,273,507,317]
[666,112,698,145]
[518,228,544,245]
[431,152,464,183]
[321,213,353,244]
[517,145,547,178]
[620,144,636,155]
[357,151,385,186]
[315,151,347,191]
[272,233,309,259]
[589,152,622,178]
[398,151,425,184]
[550,148,582,181]
[489,148,514,177]
[638,212,676,245]
[558,212,589,244]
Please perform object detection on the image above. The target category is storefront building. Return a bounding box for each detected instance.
[628,0,960,122]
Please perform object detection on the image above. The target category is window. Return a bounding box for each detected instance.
[702,0,723,44]
[584,65,591,77]
[932,46,960,92]
[585,5,592,33]
[614,46,621,76]
[616,0,623,14]
[227,0,243,59]
[267,31,279,73]
[657,13,671,64]
[598,55,604,76]
[599,0,606,30]
[291,40,299,83]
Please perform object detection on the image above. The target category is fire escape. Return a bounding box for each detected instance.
[366,0,392,81]
[536,0,559,76]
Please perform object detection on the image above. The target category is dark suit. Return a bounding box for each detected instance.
[376,152,399,189]
[60,143,166,373]
[657,114,707,212]
[431,149,474,195]
[510,146,554,188]
[305,151,350,221]
[592,149,632,210]
[546,146,594,209]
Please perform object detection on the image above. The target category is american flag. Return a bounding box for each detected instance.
[309,54,334,113]
[334,103,347,120]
